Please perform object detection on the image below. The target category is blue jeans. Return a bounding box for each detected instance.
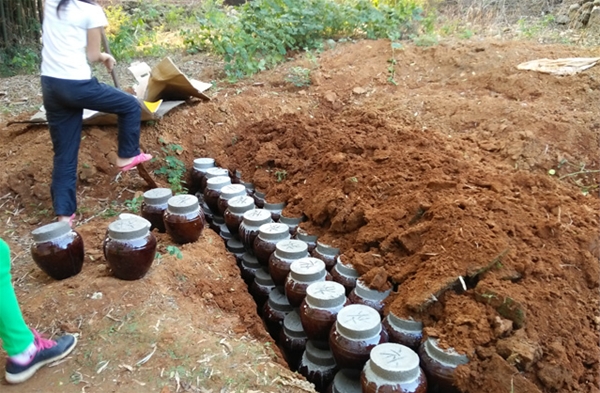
[41,76,142,216]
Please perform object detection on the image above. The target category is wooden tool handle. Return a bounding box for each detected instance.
[100,29,120,89]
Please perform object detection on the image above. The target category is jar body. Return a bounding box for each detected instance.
[240,260,259,286]
[31,231,84,280]
[361,367,428,393]
[224,210,245,238]
[349,291,385,315]
[298,359,337,393]
[164,210,204,244]
[254,234,290,266]
[331,266,357,296]
[249,280,274,313]
[190,168,208,196]
[263,302,291,340]
[269,254,295,287]
[418,343,461,393]
[329,328,389,370]
[382,318,422,350]
[104,234,157,280]
[300,299,350,342]
[239,223,261,252]
[204,189,222,214]
[141,202,167,233]
[311,248,338,271]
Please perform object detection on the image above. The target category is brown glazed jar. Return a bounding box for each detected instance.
[219,224,232,241]
[253,223,291,266]
[209,215,223,235]
[226,238,245,266]
[326,369,362,393]
[231,169,243,184]
[253,189,266,209]
[263,286,293,340]
[201,167,230,198]
[204,176,232,213]
[31,222,84,280]
[285,258,328,308]
[382,312,423,351]
[361,343,427,393]
[331,256,360,296]
[217,184,247,216]
[189,157,215,196]
[238,209,273,252]
[249,267,276,312]
[298,341,339,393]
[242,181,255,196]
[418,337,468,393]
[349,279,391,316]
[141,187,172,233]
[240,252,261,286]
[329,304,388,370]
[300,281,349,343]
[295,228,318,254]
[104,218,157,280]
[268,239,309,286]
[164,195,204,245]
[263,201,286,222]
[311,242,340,271]
[103,214,151,259]
[279,310,308,371]
[224,195,255,237]
[278,215,302,236]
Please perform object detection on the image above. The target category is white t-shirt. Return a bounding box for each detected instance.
[41,0,108,80]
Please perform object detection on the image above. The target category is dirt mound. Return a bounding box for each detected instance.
[1,38,599,392]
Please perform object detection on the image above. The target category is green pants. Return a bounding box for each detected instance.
[0,239,34,356]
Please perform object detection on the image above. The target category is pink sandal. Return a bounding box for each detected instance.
[57,214,76,228]
[119,153,152,172]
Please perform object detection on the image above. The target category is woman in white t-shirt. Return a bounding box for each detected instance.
[41,0,152,226]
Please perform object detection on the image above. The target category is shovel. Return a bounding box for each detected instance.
[101,29,158,189]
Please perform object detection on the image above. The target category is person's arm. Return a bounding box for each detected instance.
[86,27,115,71]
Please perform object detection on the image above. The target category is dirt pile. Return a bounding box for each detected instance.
[0,38,599,393]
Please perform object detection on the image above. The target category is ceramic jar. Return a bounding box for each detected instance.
[189,157,215,196]
[329,304,388,370]
[263,201,286,222]
[217,184,247,216]
[224,195,255,237]
[238,209,273,252]
[280,310,308,371]
[298,341,339,393]
[418,337,468,393]
[285,258,328,308]
[242,181,255,196]
[31,222,84,280]
[382,311,423,350]
[349,279,391,316]
[201,167,230,198]
[231,169,243,184]
[240,252,261,286]
[295,228,318,254]
[300,281,349,344]
[204,176,232,213]
[249,267,275,312]
[104,218,157,280]
[219,223,233,242]
[278,215,302,236]
[141,188,172,233]
[201,199,213,224]
[226,238,245,265]
[326,369,362,393]
[331,256,360,296]
[163,195,204,244]
[361,343,428,393]
[253,223,291,266]
[210,214,224,235]
[253,189,266,208]
[268,239,309,286]
[263,287,293,340]
[311,242,340,271]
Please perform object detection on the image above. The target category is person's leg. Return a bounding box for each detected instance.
[0,238,78,384]
[0,239,34,356]
[41,76,84,219]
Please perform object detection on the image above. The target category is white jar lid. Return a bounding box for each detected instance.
[226,239,245,254]
[167,195,200,215]
[283,310,307,339]
[386,311,423,332]
[423,337,469,367]
[193,157,215,171]
[108,218,150,240]
[205,167,229,179]
[242,209,272,226]
[219,184,247,200]
[315,241,340,256]
[258,223,290,240]
[303,341,336,367]
[334,256,360,278]
[367,343,420,383]
[143,187,172,205]
[354,279,391,301]
[264,201,286,211]
[241,252,260,268]
[274,239,308,260]
[331,369,362,393]
[305,281,346,309]
[254,268,275,286]
[336,304,381,340]
[32,221,71,243]
[227,196,255,213]
[267,287,293,313]
[296,228,318,243]
[289,258,326,282]
[206,176,231,191]
[118,213,151,230]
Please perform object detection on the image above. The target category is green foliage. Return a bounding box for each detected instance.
[285,67,311,87]
[154,143,187,194]
[517,15,556,39]
[387,39,402,85]
[0,45,40,76]
[183,0,425,80]
[124,196,143,213]
[275,170,288,182]
[166,245,183,259]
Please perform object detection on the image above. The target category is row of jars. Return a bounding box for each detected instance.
[185,158,470,393]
